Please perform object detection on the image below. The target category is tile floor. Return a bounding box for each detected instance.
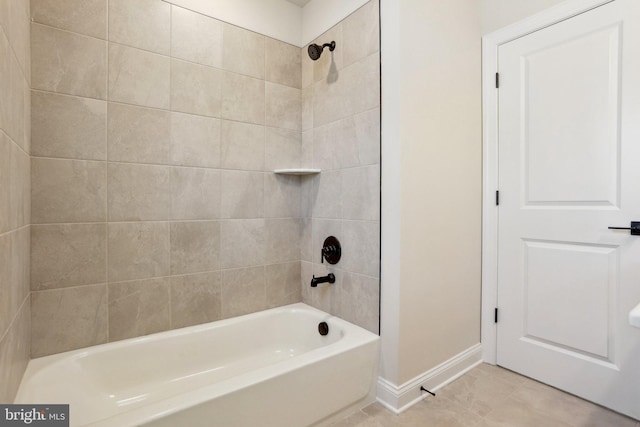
[332,364,639,427]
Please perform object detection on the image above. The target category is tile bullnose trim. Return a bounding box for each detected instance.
[376,343,483,414]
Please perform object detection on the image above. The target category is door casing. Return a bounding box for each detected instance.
[480,0,616,364]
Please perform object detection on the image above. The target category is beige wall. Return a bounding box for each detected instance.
[482,0,567,34]
[396,0,482,383]
[300,0,380,334]
[381,0,482,385]
[0,0,31,402]
[29,0,303,358]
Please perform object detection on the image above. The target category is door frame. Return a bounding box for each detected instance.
[480,0,615,364]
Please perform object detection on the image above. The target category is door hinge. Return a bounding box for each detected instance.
[494,308,499,323]
[496,190,500,206]
[495,73,500,89]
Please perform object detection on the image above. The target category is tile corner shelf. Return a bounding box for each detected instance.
[273,169,321,176]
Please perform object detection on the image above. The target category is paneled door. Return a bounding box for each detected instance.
[497,0,640,419]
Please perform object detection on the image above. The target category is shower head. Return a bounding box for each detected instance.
[308,41,336,61]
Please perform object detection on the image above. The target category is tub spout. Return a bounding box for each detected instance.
[310,273,335,287]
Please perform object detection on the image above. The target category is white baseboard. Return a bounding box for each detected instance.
[376,343,483,413]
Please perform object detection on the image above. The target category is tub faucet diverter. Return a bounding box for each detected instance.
[311,273,335,287]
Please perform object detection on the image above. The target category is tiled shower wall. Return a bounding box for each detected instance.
[300,0,381,333]
[29,0,304,357]
[0,1,31,402]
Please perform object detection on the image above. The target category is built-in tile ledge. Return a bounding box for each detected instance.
[273,169,321,175]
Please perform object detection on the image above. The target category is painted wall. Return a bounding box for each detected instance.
[380,0,482,386]
[482,0,567,34]
[0,0,31,402]
[166,0,302,46]
[165,0,369,47]
[301,0,369,46]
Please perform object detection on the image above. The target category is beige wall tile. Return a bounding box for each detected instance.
[107,222,169,282]
[312,72,345,127]
[31,224,106,291]
[342,0,380,68]
[1,136,30,232]
[170,221,220,275]
[171,59,222,117]
[31,158,106,224]
[222,24,265,79]
[0,34,12,141]
[108,0,170,55]
[0,229,29,337]
[221,72,265,125]
[171,6,223,68]
[0,233,11,336]
[31,23,107,99]
[265,262,301,308]
[265,219,301,264]
[170,113,220,168]
[301,130,313,168]
[341,166,380,221]
[309,171,342,219]
[300,218,312,262]
[32,91,107,160]
[301,46,313,89]
[220,120,265,171]
[341,52,380,118]
[4,0,30,83]
[341,220,379,277]
[31,285,108,357]
[22,77,30,154]
[108,103,170,164]
[31,0,107,39]
[265,83,301,131]
[0,134,10,233]
[265,38,301,89]
[265,127,301,170]
[170,272,222,328]
[0,299,30,402]
[333,272,379,333]
[108,44,170,109]
[220,219,265,269]
[170,167,221,220]
[221,171,264,219]
[264,174,301,218]
[341,108,380,167]
[0,25,26,147]
[221,266,266,318]
[108,277,170,341]
[302,86,313,131]
[107,163,170,221]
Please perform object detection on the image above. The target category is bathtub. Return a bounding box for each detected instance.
[15,303,380,427]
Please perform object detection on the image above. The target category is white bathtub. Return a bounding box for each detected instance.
[15,303,380,427]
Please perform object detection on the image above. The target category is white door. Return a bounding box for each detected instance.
[497,0,640,419]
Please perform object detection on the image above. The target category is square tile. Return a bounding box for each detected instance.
[31,158,107,224]
[108,0,170,55]
[108,44,170,109]
[31,24,107,99]
[170,221,221,275]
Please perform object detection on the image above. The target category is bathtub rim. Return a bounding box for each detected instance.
[16,303,380,427]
